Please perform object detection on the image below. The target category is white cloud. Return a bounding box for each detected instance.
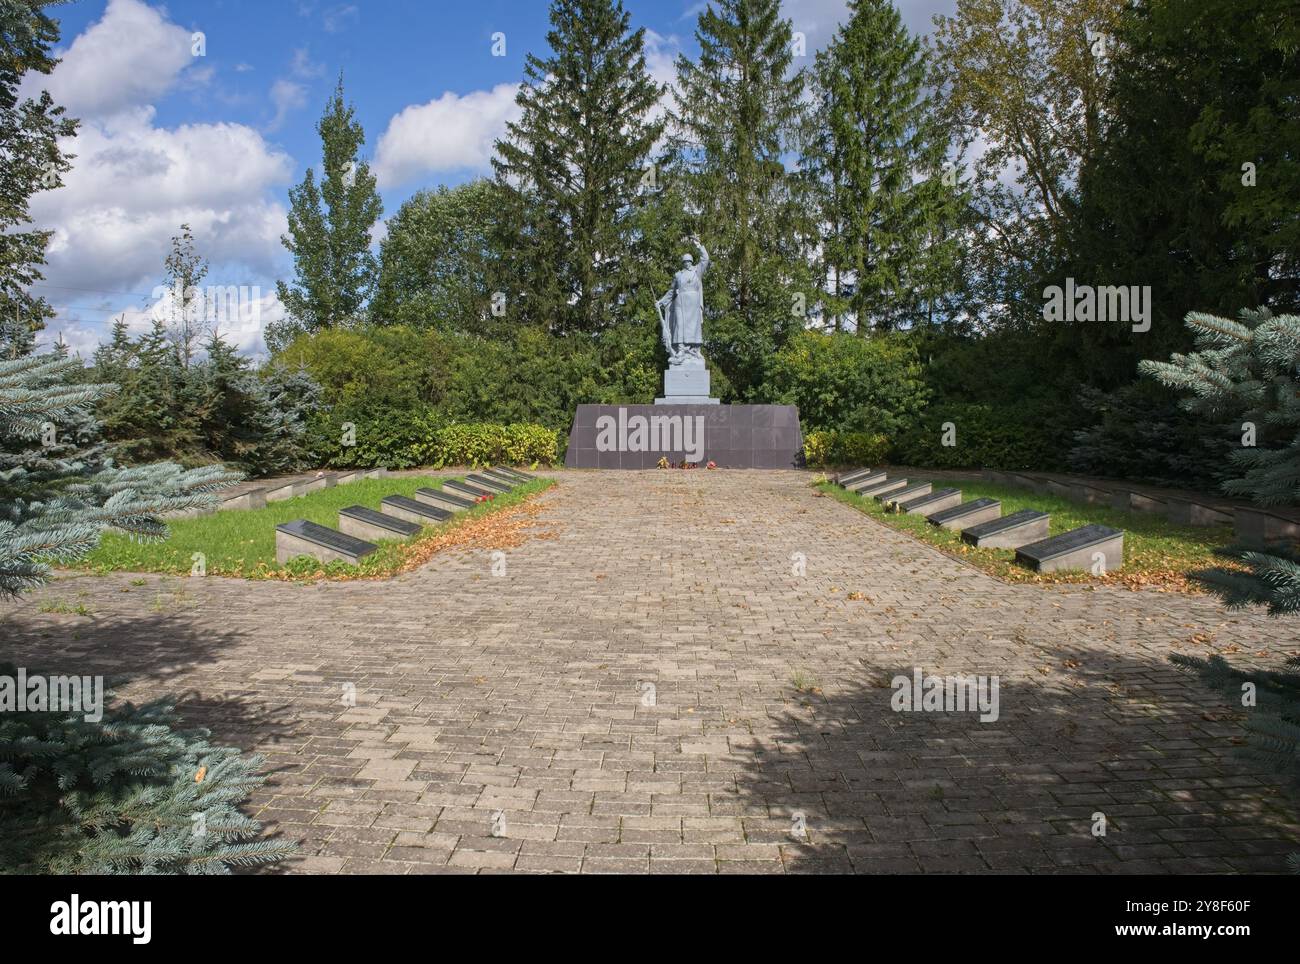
[268,79,308,132]
[291,47,325,79]
[780,0,957,50]
[21,0,198,119]
[24,1,297,357]
[31,107,294,353]
[372,28,685,190]
[644,29,681,92]
[373,83,521,188]
[323,4,359,34]
[263,49,323,134]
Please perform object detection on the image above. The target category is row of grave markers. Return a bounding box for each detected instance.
[165,468,390,519]
[273,467,535,567]
[834,468,1125,574]
[981,468,1300,548]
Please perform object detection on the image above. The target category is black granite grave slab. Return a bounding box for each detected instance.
[1015,525,1124,573]
[339,505,421,540]
[444,479,494,498]
[928,498,1001,528]
[898,488,961,515]
[844,472,888,492]
[467,473,512,492]
[836,467,878,486]
[856,477,906,498]
[415,487,475,510]
[275,519,377,564]
[879,482,931,505]
[380,495,452,522]
[961,509,1050,549]
[485,468,526,485]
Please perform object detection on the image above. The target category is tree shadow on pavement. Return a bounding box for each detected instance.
[717,639,1300,874]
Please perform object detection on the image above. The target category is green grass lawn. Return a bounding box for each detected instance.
[815,477,1233,589]
[77,474,554,580]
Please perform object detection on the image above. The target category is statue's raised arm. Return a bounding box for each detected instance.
[693,238,710,278]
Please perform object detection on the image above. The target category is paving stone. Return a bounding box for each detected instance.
[5,469,1297,875]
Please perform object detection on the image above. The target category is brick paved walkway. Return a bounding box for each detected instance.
[4,470,1298,873]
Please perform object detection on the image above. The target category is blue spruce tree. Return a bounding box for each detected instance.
[0,2,293,873]
[1142,308,1300,870]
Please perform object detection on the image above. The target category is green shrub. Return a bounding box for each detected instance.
[431,422,559,468]
[891,402,1063,471]
[314,409,558,469]
[765,331,930,435]
[804,430,891,468]
[314,408,446,469]
[279,324,658,435]
[1067,381,1232,490]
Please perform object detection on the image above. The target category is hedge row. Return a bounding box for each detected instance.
[803,431,891,469]
[318,411,559,469]
[804,403,1064,472]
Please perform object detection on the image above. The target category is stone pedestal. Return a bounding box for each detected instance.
[656,363,719,405]
[566,404,803,469]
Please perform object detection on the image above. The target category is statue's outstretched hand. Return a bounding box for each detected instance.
[693,238,710,271]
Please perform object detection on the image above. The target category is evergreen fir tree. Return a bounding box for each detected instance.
[1141,307,1300,617]
[271,76,383,351]
[0,665,297,873]
[1147,309,1299,861]
[0,358,292,874]
[87,324,321,477]
[805,0,963,333]
[192,333,322,476]
[0,6,290,875]
[492,0,665,336]
[242,361,322,476]
[90,319,199,464]
[668,0,813,399]
[0,352,239,596]
[1141,309,1300,511]
[193,332,260,464]
[0,0,79,358]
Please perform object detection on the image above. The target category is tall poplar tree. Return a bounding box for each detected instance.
[668,0,812,399]
[806,0,963,333]
[492,0,665,336]
[272,76,382,352]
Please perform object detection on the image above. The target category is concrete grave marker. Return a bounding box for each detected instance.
[961,509,1050,549]
[380,496,452,526]
[467,473,512,493]
[844,471,888,492]
[927,498,1001,531]
[415,487,475,512]
[1015,525,1124,573]
[275,520,377,565]
[836,467,879,487]
[880,482,932,508]
[898,488,962,516]
[856,477,907,498]
[339,506,421,542]
[220,488,267,512]
[445,479,496,499]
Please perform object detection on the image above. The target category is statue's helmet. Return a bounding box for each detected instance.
[682,253,694,264]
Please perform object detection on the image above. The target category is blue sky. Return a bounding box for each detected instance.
[27,0,955,356]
